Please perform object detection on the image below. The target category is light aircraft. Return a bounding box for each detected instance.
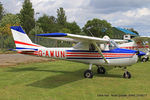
[10,26,143,79]
[118,35,150,62]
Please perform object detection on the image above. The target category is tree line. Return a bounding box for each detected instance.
[0,0,139,50]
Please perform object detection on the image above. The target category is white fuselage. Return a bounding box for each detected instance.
[21,47,138,67]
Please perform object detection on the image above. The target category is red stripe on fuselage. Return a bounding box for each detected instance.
[66,55,133,57]
[15,41,40,47]
[66,53,135,58]
[66,52,134,55]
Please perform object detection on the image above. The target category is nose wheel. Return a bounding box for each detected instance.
[141,57,149,62]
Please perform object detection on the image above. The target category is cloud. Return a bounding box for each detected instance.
[1,0,23,14]
[124,8,150,18]
[89,0,150,13]
[1,0,150,36]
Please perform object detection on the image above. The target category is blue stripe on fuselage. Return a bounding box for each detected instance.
[66,48,137,53]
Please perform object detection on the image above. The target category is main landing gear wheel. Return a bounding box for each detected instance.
[97,67,106,74]
[84,70,93,78]
[123,71,131,79]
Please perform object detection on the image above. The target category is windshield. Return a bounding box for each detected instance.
[109,40,119,50]
[99,40,119,51]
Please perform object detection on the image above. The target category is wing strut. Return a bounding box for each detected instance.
[92,42,109,64]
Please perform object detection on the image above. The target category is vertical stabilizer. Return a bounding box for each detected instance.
[10,26,42,51]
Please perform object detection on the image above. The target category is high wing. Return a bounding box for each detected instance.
[37,33,110,64]
[37,33,109,43]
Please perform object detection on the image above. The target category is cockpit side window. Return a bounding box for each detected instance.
[88,40,118,51]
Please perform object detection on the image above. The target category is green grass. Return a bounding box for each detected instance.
[0,60,150,100]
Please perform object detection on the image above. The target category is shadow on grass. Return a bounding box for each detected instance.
[8,67,71,74]
[27,69,85,89]
[8,66,122,89]
[28,71,122,89]
[95,73,122,78]
[95,67,122,78]
[7,67,85,88]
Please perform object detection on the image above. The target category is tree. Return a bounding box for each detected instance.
[29,24,44,43]
[37,15,61,33]
[0,2,4,21]
[0,13,20,35]
[59,28,71,33]
[29,24,43,35]
[66,22,81,34]
[82,18,112,37]
[57,7,67,26]
[0,14,20,49]
[20,0,35,34]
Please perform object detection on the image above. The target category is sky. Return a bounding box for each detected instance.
[1,0,150,36]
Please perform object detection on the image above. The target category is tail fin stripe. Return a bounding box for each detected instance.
[15,40,40,47]
[11,26,26,34]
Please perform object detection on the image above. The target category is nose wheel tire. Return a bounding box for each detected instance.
[84,70,93,78]
[97,67,106,74]
[123,71,131,79]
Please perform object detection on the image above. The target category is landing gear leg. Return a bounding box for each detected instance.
[97,65,106,74]
[84,64,93,78]
[123,67,131,79]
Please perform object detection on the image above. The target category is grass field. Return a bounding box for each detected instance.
[0,60,150,100]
